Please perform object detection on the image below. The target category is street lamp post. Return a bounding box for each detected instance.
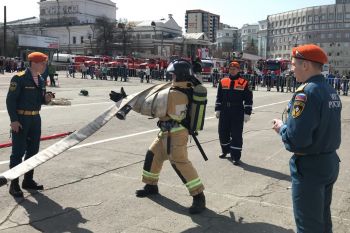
[3,6,7,57]
[66,25,71,54]
[151,21,157,55]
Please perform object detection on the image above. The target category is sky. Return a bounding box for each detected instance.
[1,0,336,29]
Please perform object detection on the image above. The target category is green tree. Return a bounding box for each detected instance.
[94,17,115,55]
[244,38,258,55]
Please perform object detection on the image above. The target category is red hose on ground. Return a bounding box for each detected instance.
[0,132,73,149]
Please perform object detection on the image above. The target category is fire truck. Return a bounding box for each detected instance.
[257,59,290,75]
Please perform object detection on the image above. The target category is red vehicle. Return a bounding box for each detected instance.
[257,59,290,75]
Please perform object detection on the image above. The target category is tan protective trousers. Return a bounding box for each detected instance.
[141,129,204,196]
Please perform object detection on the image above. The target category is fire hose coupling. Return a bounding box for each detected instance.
[0,176,8,187]
[116,105,132,120]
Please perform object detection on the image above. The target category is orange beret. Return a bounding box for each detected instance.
[28,52,48,63]
[292,44,328,65]
[229,61,240,69]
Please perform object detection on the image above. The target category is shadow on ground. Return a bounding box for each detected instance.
[149,194,295,233]
[15,191,92,233]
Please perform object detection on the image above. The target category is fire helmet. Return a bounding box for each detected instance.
[166,59,195,82]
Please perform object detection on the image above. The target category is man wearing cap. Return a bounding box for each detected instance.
[6,52,54,198]
[215,61,253,165]
[272,44,341,233]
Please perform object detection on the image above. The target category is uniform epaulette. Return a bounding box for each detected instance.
[296,83,309,92]
[16,71,25,77]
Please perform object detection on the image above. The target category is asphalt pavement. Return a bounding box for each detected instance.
[0,71,349,233]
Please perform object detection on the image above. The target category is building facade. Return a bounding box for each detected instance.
[215,27,239,58]
[39,0,117,25]
[257,20,268,59]
[267,1,350,73]
[128,14,183,58]
[185,9,220,43]
[240,24,259,54]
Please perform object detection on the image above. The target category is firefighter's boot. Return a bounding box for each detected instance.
[135,184,159,197]
[9,179,24,198]
[189,192,206,214]
[22,170,44,190]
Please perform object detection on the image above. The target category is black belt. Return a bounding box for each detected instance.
[157,120,181,132]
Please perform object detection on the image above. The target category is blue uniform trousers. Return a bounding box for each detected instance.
[10,115,41,169]
[218,107,244,161]
[290,152,340,233]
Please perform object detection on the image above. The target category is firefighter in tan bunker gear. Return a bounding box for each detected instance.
[135,59,206,214]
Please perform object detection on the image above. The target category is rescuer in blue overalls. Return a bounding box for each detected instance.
[215,61,253,165]
[6,52,54,198]
[273,44,341,233]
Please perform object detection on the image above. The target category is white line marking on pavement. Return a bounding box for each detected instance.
[0,160,9,165]
[0,100,289,164]
[69,129,159,150]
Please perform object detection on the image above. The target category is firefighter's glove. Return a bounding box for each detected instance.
[215,111,220,119]
[109,87,127,102]
[244,114,251,123]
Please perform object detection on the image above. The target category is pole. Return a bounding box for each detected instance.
[191,133,208,161]
[161,31,164,57]
[3,6,7,57]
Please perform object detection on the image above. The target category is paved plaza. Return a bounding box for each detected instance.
[0,72,349,233]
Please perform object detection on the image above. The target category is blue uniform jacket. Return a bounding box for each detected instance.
[215,74,253,115]
[279,74,341,154]
[6,68,47,122]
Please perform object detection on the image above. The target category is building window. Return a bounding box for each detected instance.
[336,33,341,38]
[314,24,320,29]
[308,16,313,22]
[337,13,343,20]
[73,36,76,44]
[345,33,350,38]
[321,34,326,39]
[284,20,287,25]
[314,15,319,21]
[302,16,306,22]
[328,33,333,38]
[346,13,350,19]
[80,36,84,44]
[293,18,296,24]
[329,13,334,20]
[297,17,301,24]
[321,24,328,29]
[329,23,335,28]
[288,19,291,24]
[321,14,327,21]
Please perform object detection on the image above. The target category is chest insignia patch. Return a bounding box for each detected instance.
[9,82,17,92]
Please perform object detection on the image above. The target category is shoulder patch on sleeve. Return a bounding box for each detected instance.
[9,82,17,91]
[17,71,25,77]
[292,100,305,118]
[296,83,308,92]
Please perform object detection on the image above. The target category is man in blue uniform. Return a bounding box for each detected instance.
[272,44,341,233]
[6,52,54,198]
[215,61,253,165]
